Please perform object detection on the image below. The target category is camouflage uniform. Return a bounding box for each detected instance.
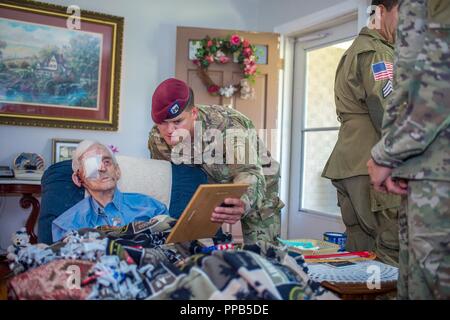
[371,0,450,299]
[322,27,401,265]
[148,104,283,245]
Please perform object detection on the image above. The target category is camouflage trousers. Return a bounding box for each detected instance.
[332,176,401,266]
[241,206,281,245]
[397,180,450,300]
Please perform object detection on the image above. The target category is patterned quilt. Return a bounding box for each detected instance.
[6,215,338,300]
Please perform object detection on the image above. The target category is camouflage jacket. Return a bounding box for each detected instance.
[148,104,283,216]
[371,0,450,182]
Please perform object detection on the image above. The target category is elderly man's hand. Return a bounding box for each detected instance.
[211,198,245,225]
[367,158,408,195]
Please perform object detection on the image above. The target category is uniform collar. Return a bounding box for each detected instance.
[359,27,394,49]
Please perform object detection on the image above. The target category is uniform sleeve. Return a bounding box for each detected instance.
[148,126,169,160]
[370,0,447,167]
[371,52,450,167]
[359,51,394,134]
[233,165,266,215]
[214,129,267,215]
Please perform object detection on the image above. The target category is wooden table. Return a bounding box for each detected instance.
[321,280,397,300]
[0,179,41,244]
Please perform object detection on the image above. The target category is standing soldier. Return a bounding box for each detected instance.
[368,0,450,299]
[147,78,283,245]
[322,0,401,265]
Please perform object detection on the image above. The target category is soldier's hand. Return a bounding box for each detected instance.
[211,198,245,225]
[386,177,408,195]
[367,158,392,193]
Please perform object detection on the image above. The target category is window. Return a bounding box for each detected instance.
[299,40,353,216]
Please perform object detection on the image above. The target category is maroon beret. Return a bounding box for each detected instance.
[151,78,191,124]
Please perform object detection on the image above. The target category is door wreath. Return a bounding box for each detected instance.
[192,34,258,99]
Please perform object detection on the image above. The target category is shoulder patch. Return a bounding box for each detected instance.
[382,79,393,98]
[372,61,393,81]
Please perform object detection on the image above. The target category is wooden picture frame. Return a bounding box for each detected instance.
[52,138,81,164]
[0,0,124,130]
[165,183,249,244]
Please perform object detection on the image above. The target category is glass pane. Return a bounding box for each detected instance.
[305,39,353,128]
[301,130,340,215]
[254,45,268,64]
[188,40,202,60]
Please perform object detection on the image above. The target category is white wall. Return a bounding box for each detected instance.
[257,0,341,31]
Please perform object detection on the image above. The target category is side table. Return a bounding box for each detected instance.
[0,179,41,244]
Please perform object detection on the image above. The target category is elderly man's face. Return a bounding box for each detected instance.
[76,145,120,192]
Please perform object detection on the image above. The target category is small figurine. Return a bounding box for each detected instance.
[6,227,30,262]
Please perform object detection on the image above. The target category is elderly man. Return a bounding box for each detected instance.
[321,0,401,265]
[52,140,167,242]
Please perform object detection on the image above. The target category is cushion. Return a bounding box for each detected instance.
[38,159,208,244]
[38,160,84,244]
[169,164,208,219]
[116,155,172,208]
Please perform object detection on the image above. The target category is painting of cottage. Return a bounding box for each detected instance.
[0,18,102,108]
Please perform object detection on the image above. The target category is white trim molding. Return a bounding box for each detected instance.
[274,0,361,36]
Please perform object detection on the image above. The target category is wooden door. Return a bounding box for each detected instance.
[175,26,281,244]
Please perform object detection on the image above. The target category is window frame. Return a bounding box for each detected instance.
[291,21,358,219]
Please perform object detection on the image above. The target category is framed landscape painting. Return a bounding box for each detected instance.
[0,0,123,130]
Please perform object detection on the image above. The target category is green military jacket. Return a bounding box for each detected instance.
[371,0,450,182]
[322,27,395,180]
[148,104,283,219]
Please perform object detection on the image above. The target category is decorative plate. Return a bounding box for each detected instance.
[13,152,45,171]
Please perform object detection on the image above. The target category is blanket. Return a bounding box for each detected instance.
[6,216,337,300]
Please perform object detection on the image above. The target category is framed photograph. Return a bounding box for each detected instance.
[0,0,124,130]
[52,138,81,164]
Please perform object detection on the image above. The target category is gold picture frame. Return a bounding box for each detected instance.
[52,138,81,164]
[0,0,124,130]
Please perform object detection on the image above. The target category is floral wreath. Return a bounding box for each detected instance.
[192,34,258,100]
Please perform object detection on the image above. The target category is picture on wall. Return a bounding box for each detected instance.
[0,0,124,130]
[52,138,81,164]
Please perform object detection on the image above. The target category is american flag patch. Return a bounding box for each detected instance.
[372,61,393,81]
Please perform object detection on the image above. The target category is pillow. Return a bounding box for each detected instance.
[116,155,172,208]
